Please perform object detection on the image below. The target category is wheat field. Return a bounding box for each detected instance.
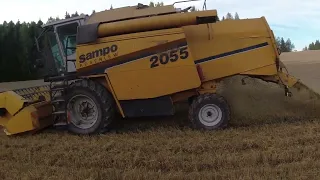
[1,51,320,179]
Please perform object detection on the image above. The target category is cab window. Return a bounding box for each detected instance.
[47,31,65,72]
[57,22,78,56]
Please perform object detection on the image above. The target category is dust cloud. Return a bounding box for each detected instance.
[217,75,320,126]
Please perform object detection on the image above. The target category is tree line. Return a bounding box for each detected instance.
[221,12,240,20]
[0,20,44,82]
[302,40,320,51]
[0,2,296,82]
[276,37,295,52]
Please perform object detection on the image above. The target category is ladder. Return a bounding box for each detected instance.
[49,78,69,126]
[47,35,77,127]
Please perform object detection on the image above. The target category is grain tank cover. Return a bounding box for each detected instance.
[76,9,218,44]
[85,4,177,24]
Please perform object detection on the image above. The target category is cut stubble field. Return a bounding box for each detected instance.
[1,51,320,179]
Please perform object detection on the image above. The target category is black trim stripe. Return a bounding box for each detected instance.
[108,42,187,68]
[80,41,269,76]
[194,42,269,64]
[81,41,188,76]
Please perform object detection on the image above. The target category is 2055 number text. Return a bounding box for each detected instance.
[150,47,189,68]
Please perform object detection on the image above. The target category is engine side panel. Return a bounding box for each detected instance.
[76,28,201,100]
[106,40,200,100]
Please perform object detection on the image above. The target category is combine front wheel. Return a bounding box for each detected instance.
[188,93,230,130]
[66,79,115,135]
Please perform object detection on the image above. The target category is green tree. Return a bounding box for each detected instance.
[304,40,320,50]
[303,46,308,51]
[309,42,315,50]
[280,38,287,52]
[149,1,164,7]
[276,37,295,52]
[47,16,60,23]
[71,11,79,17]
[315,40,320,49]
[285,38,295,52]
[234,12,240,20]
[155,2,164,7]
[221,12,239,21]
[275,37,281,47]
[65,12,71,19]
[0,19,44,82]
[226,12,233,20]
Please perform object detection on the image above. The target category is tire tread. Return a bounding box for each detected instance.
[188,93,230,130]
[67,78,115,134]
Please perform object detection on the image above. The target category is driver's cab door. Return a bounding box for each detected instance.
[54,19,84,73]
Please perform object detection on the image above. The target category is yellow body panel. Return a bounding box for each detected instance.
[260,70,299,88]
[75,16,297,102]
[76,28,185,70]
[0,91,53,135]
[97,75,126,117]
[198,45,276,80]
[241,64,278,76]
[76,28,201,100]
[108,63,201,100]
[0,91,26,115]
[1,105,36,135]
[104,37,200,100]
[86,5,176,25]
[97,10,217,37]
[183,17,278,81]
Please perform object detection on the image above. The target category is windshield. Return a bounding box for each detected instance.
[47,31,65,72]
[57,22,78,56]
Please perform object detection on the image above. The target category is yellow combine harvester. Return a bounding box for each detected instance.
[0,3,307,135]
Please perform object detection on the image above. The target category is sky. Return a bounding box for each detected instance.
[0,0,319,51]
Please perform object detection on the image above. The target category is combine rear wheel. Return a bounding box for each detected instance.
[65,79,115,135]
[188,93,230,130]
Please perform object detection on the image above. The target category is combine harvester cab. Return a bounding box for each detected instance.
[0,2,318,135]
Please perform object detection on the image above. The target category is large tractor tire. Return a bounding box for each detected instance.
[188,93,230,130]
[65,79,115,135]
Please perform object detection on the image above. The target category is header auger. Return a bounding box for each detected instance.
[0,2,317,136]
